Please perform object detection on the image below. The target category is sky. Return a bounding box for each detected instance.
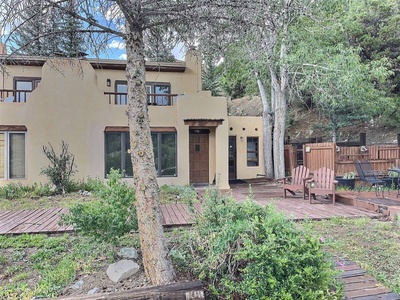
[104,40,186,61]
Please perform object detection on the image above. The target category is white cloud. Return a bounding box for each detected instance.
[108,40,125,50]
[118,53,127,60]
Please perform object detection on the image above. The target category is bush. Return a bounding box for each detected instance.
[61,169,137,244]
[171,188,342,299]
[0,183,24,200]
[40,141,77,195]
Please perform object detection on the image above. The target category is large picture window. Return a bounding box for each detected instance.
[247,137,259,167]
[0,132,26,179]
[105,131,177,177]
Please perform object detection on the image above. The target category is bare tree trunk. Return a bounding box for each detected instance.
[257,76,274,179]
[125,24,176,285]
[273,41,288,179]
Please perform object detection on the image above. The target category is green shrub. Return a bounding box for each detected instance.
[159,184,197,206]
[62,169,137,244]
[172,188,342,299]
[0,183,24,200]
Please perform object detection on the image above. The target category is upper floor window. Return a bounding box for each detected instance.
[113,81,171,106]
[247,137,259,167]
[14,77,41,102]
[0,131,26,179]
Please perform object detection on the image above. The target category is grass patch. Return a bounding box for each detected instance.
[302,217,400,293]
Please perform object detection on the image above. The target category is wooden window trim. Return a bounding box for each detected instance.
[104,126,176,133]
[0,125,27,131]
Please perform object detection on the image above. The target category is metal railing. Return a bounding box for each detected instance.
[0,89,31,102]
[104,92,177,106]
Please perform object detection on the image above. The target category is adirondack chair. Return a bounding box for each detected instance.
[306,167,338,205]
[354,160,385,197]
[282,165,310,199]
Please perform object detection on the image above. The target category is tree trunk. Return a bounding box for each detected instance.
[125,24,176,285]
[257,76,274,179]
[273,40,288,179]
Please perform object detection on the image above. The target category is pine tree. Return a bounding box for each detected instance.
[59,0,87,57]
[10,0,62,56]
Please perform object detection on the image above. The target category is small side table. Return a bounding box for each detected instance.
[388,168,400,198]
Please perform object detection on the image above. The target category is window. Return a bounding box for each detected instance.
[14,77,41,102]
[247,137,259,167]
[105,131,177,177]
[0,132,26,179]
[115,81,127,105]
[147,82,171,106]
[114,81,171,106]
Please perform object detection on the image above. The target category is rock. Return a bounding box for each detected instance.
[87,287,99,295]
[118,247,138,259]
[71,280,84,289]
[107,260,140,283]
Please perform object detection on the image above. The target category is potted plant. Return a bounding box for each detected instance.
[336,172,356,190]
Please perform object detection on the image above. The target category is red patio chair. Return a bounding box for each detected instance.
[307,167,338,205]
[282,165,310,199]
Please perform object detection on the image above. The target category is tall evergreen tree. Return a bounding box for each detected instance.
[10,0,62,56]
[59,0,87,57]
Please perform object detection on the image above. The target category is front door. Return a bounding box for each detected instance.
[189,130,209,183]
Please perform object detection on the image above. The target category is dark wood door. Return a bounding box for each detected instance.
[189,132,209,183]
[229,136,237,180]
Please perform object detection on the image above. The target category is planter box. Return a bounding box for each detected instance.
[335,176,355,190]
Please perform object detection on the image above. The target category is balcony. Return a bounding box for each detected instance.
[0,90,31,102]
[104,92,178,106]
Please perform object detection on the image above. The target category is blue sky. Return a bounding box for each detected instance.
[104,40,186,61]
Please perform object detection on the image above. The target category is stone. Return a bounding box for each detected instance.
[87,287,99,295]
[106,260,140,283]
[71,280,84,289]
[118,247,139,259]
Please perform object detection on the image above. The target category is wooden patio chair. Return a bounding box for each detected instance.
[354,160,385,197]
[306,167,338,205]
[282,165,310,199]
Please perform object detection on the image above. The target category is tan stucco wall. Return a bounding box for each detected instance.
[228,116,265,179]
[0,52,232,189]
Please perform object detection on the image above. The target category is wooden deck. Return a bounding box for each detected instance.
[1,181,393,235]
[336,258,400,299]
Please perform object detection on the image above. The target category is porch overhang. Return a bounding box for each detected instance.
[184,119,224,127]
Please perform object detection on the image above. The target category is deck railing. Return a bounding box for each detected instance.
[104,92,178,106]
[0,89,31,102]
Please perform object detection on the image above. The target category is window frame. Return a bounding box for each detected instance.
[104,130,177,178]
[246,137,259,167]
[13,77,41,102]
[114,80,171,106]
[0,131,27,180]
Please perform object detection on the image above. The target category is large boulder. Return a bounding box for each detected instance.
[106,259,140,283]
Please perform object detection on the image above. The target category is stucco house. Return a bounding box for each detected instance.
[0,51,263,190]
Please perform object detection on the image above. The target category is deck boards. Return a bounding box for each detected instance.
[0,187,384,235]
[336,259,400,299]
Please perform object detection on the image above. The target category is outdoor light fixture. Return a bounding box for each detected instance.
[106,78,111,87]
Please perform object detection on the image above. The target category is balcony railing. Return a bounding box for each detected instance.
[104,92,178,106]
[0,90,31,102]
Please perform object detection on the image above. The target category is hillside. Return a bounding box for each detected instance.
[227,96,399,145]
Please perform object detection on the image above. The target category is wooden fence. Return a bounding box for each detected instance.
[294,142,400,175]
